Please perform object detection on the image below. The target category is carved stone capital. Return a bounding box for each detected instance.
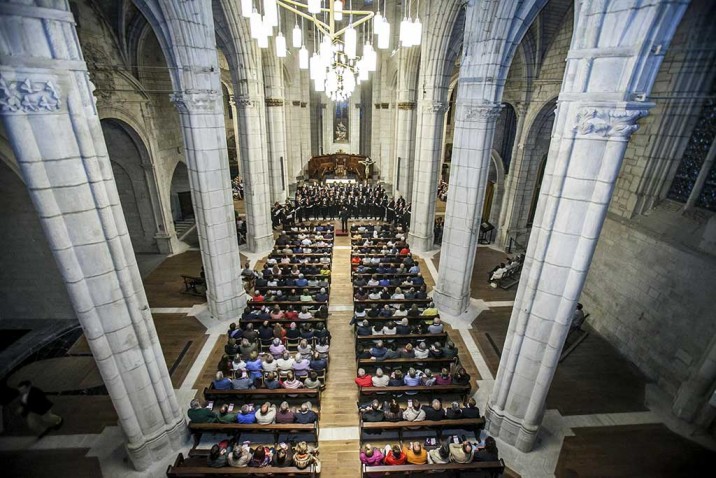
[0,76,61,114]
[420,101,449,114]
[459,103,502,122]
[170,91,220,114]
[265,97,284,107]
[573,107,649,139]
[398,102,416,110]
[232,95,260,109]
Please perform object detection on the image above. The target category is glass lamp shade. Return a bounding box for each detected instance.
[292,24,302,48]
[358,60,369,81]
[250,10,262,39]
[264,0,278,27]
[275,32,287,57]
[299,46,309,69]
[373,12,383,33]
[308,0,321,15]
[258,30,269,48]
[399,17,410,46]
[377,20,390,50]
[344,25,357,59]
[413,18,423,46]
[310,53,320,80]
[241,0,252,18]
[334,1,343,21]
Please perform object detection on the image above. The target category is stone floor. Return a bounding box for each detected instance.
[2,212,715,477]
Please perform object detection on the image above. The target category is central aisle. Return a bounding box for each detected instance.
[315,229,361,477]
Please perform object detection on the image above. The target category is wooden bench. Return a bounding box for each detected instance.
[359,384,470,400]
[239,318,327,326]
[355,332,448,343]
[189,422,319,447]
[362,460,504,477]
[203,387,321,403]
[354,315,438,324]
[167,452,318,477]
[359,417,485,441]
[247,301,327,308]
[357,357,458,370]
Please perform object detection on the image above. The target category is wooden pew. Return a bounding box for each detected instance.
[359,417,485,441]
[188,421,319,447]
[355,332,448,343]
[358,384,471,401]
[357,357,458,370]
[167,452,318,477]
[203,387,321,403]
[247,301,327,308]
[361,460,504,477]
[354,315,438,324]
[354,299,432,307]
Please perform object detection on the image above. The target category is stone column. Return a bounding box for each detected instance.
[408,99,450,252]
[265,97,288,202]
[485,0,688,452]
[433,101,503,316]
[672,334,716,425]
[496,103,530,247]
[170,93,247,320]
[0,1,185,469]
[395,100,417,198]
[234,94,274,253]
[486,103,649,451]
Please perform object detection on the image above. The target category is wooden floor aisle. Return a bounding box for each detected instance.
[317,228,361,478]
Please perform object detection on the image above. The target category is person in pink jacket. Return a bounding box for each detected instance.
[360,443,384,467]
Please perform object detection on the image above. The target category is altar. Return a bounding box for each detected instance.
[306,152,375,181]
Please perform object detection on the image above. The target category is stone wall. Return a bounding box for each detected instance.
[0,161,75,320]
[582,213,716,397]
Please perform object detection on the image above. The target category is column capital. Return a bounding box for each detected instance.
[170,91,220,114]
[419,100,449,114]
[0,75,62,114]
[398,102,416,110]
[572,105,650,139]
[265,97,285,107]
[233,95,262,109]
[458,102,503,122]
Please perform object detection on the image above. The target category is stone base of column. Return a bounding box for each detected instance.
[432,286,470,317]
[407,232,435,253]
[485,403,539,453]
[209,290,247,321]
[154,233,174,255]
[126,418,188,471]
[248,233,275,256]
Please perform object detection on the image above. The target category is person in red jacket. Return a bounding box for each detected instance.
[354,368,373,387]
[383,444,407,465]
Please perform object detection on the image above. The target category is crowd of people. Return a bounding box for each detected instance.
[231,176,244,200]
[437,179,449,202]
[189,399,318,425]
[359,436,499,467]
[270,182,411,230]
[203,438,320,470]
[355,366,471,389]
[487,254,525,288]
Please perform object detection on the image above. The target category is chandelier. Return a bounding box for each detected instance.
[239,0,423,101]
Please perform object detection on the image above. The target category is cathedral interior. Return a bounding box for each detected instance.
[0,0,715,476]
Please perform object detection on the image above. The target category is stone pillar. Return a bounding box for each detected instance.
[433,102,503,316]
[408,99,450,252]
[234,95,274,253]
[395,100,417,198]
[486,103,649,451]
[265,97,288,203]
[170,93,247,320]
[485,0,688,452]
[673,334,716,425]
[496,103,529,247]
[0,1,185,469]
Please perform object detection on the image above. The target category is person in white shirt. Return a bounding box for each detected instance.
[372,368,390,387]
[414,342,430,359]
[276,352,295,372]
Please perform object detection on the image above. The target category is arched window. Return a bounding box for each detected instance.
[667,99,716,211]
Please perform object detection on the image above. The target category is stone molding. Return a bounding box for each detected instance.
[420,100,449,114]
[170,91,220,113]
[300,102,307,108]
[232,95,261,109]
[265,97,284,107]
[398,102,416,110]
[0,76,61,114]
[573,107,649,139]
[459,103,502,122]
[292,100,301,106]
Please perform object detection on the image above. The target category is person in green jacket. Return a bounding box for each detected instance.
[187,399,218,423]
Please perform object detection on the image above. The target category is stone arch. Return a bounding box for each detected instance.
[170,161,192,222]
[101,118,161,253]
[486,150,507,237]
[494,103,518,173]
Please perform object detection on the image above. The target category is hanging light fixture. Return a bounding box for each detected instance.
[241,0,416,101]
[308,0,321,15]
[241,0,253,18]
[299,45,309,69]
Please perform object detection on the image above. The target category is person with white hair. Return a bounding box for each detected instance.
[372,368,390,387]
